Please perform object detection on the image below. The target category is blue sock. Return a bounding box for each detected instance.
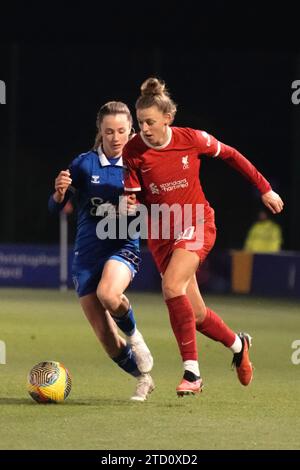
[111,307,136,336]
[112,344,140,377]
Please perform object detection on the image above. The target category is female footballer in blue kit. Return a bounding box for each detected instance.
[48,102,154,401]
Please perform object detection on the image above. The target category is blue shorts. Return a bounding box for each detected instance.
[72,248,141,298]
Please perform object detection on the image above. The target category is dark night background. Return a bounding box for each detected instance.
[1,2,299,250]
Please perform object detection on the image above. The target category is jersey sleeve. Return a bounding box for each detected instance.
[48,192,71,214]
[195,130,272,195]
[217,143,271,194]
[68,154,85,190]
[48,154,83,214]
[194,130,222,157]
[122,146,142,193]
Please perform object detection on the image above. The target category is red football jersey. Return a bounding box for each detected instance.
[123,127,271,220]
[123,127,272,271]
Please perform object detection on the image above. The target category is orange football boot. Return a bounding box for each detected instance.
[232,332,254,386]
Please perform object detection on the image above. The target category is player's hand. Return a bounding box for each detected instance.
[119,194,138,215]
[54,170,72,203]
[127,194,138,215]
[262,190,284,214]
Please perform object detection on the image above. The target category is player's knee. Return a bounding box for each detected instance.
[97,286,120,311]
[162,278,184,299]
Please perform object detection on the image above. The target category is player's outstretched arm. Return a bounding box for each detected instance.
[261,190,284,214]
[199,131,284,215]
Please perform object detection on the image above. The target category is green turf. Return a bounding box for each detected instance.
[0,288,300,450]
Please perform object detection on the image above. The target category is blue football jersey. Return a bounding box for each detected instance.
[49,148,139,266]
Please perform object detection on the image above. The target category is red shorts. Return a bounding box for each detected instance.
[148,213,217,275]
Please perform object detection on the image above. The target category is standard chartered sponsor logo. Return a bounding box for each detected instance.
[148,179,188,195]
[149,183,160,195]
[160,178,188,192]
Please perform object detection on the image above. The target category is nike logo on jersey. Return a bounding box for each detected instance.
[91,175,100,184]
[141,168,152,173]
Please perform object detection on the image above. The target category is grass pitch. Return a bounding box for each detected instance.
[0,288,300,450]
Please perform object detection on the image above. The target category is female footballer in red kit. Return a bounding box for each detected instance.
[123,78,284,396]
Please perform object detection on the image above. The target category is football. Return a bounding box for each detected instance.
[27,361,72,403]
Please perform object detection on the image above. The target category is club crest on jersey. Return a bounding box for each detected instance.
[182,155,189,169]
[91,175,100,184]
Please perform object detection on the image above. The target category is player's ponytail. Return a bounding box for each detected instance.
[140,77,166,96]
[136,77,177,123]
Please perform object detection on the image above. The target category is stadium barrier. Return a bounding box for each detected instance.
[0,244,72,289]
[231,250,300,298]
[0,244,161,291]
[0,244,300,298]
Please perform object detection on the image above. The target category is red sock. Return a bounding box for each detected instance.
[196,307,235,347]
[165,295,197,361]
